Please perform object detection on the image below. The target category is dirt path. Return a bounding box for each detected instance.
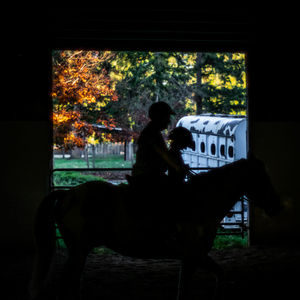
[2,245,299,300]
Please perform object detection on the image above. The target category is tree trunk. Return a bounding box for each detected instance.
[194,52,203,115]
[85,145,90,168]
[91,145,96,168]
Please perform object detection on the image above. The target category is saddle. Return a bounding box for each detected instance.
[125,174,188,222]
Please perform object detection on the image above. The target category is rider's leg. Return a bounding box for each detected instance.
[177,260,197,300]
[58,244,89,300]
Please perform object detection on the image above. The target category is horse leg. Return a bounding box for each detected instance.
[177,260,197,300]
[201,255,225,300]
[177,256,224,300]
[29,246,56,300]
[58,245,89,300]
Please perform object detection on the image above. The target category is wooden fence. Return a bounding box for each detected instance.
[54,142,136,161]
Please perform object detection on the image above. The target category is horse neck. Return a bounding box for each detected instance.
[188,160,249,223]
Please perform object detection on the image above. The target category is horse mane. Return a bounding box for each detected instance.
[187,158,248,188]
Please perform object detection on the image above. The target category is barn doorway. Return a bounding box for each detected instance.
[51,50,248,248]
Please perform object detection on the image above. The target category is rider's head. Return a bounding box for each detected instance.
[148,101,175,130]
[169,126,195,151]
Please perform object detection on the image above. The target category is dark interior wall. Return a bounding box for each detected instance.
[227,45,300,245]
[247,8,300,244]
[251,121,300,244]
[2,41,52,250]
[2,5,298,251]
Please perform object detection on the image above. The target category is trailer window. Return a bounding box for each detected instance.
[228,146,234,158]
[200,142,205,153]
[211,143,216,156]
[220,144,226,156]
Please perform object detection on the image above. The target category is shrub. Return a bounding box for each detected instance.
[53,171,104,187]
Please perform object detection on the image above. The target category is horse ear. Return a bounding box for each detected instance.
[248,152,265,169]
[248,151,260,162]
[247,151,255,160]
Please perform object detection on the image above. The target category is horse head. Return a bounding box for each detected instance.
[245,156,282,216]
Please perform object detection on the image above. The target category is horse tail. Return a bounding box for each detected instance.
[29,190,66,299]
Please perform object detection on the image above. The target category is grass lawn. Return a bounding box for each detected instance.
[213,232,248,250]
[54,155,134,169]
[53,156,133,186]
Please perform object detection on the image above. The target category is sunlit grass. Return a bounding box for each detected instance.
[213,230,248,250]
[54,155,133,169]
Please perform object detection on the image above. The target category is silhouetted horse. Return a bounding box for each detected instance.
[29,157,281,300]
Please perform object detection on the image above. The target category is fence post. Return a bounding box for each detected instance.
[91,145,96,168]
[124,140,127,161]
[85,145,89,168]
[124,141,134,161]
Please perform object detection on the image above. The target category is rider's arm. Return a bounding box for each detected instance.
[152,144,183,173]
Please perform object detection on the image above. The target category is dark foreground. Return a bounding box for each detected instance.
[2,245,299,300]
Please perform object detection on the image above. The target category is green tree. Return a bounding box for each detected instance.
[100,51,247,141]
[105,51,195,138]
[193,53,247,115]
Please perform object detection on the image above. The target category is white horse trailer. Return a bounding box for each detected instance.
[176,114,247,168]
[176,114,248,231]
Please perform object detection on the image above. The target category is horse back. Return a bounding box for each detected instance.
[71,181,120,217]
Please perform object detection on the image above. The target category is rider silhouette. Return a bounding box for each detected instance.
[129,101,185,221]
[128,102,196,224]
[132,101,179,182]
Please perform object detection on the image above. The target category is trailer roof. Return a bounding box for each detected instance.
[176,114,246,137]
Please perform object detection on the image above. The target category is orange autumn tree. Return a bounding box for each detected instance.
[52,50,118,151]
